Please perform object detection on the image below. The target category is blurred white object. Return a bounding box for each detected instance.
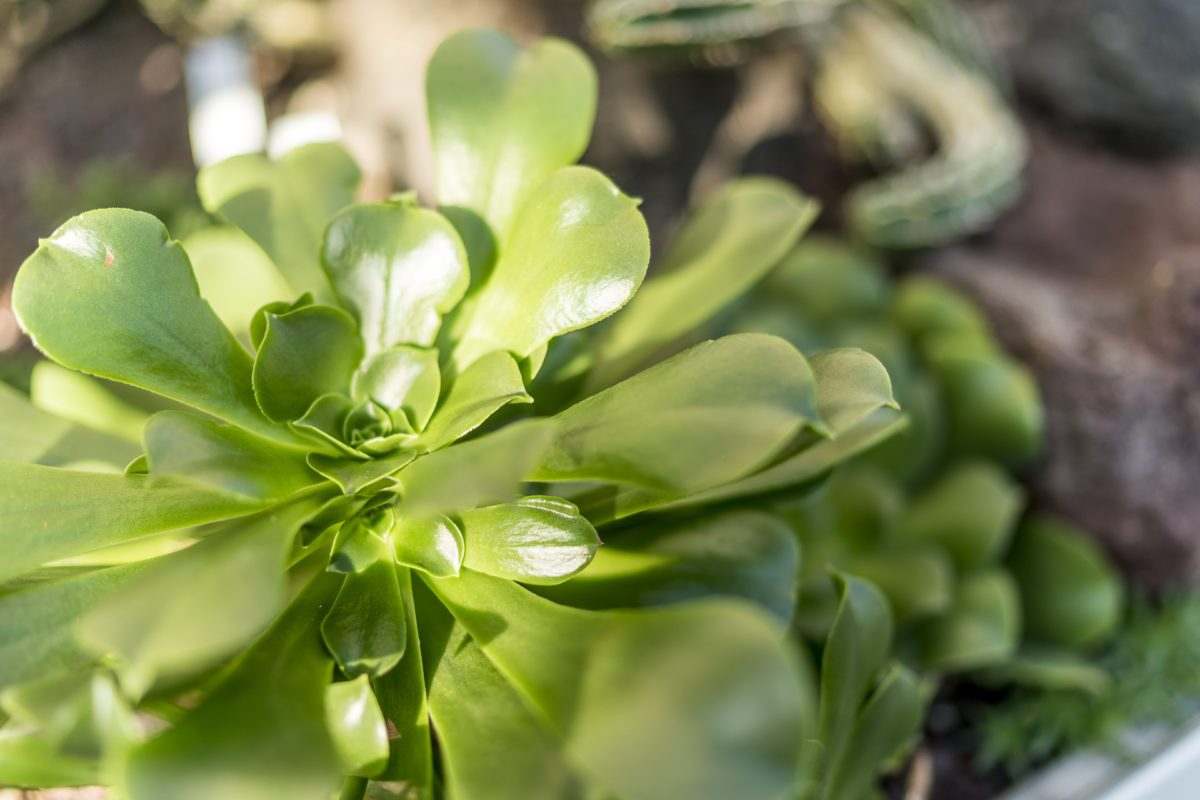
[185,34,268,168]
[1002,714,1200,800]
[268,110,343,158]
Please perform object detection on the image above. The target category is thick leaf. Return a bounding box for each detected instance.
[307,449,419,495]
[427,29,596,244]
[1007,516,1124,651]
[846,546,954,623]
[77,501,314,696]
[533,334,818,494]
[459,496,599,585]
[325,675,389,777]
[12,209,281,443]
[197,142,361,299]
[417,350,530,450]
[400,420,553,515]
[818,573,894,773]
[0,563,148,690]
[893,276,991,344]
[182,226,292,339]
[321,559,408,678]
[0,380,137,468]
[451,166,650,370]
[371,567,433,792]
[539,510,799,623]
[125,572,344,800]
[823,665,923,800]
[422,604,583,800]
[898,461,1023,571]
[293,393,364,458]
[253,304,364,423]
[974,645,1111,694]
[0,460,269,583]
[31,361,149,444]
[759,235,890,324]
[425,570,806,800]
[391,514,464,578]
[352,346,441,432]
[918,569,1021,671]
[144,411,317,500]
[809,347,898,433]
[591,178,817,386]
[322,202,469,355]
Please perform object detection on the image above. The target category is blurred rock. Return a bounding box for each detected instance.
[920,123,1200,589]
[973,0,1200,154]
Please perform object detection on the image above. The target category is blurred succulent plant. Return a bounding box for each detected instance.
[588,0,1027,249]
[0,29,908,800]
[727,236,1126,690]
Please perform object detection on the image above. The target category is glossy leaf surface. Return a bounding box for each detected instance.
[322,202,469,355]
[12,209,278,442]
[325,675,389,777]
[417,350,530,450]
[253,304,364,423]
[459,496,599,585]
[321,560,408,678]
[352,346,441,431]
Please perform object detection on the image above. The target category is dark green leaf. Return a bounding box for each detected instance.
[253,304,364,423]
[322,559,408,678]
[12,209,281,443]
[197,142,361,299]
[322,202,468,355]
[459,496,599,585]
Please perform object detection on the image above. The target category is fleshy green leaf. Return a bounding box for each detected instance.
[1007,516,1124,651]
[325,675,389,777]
[30,361,149,444]
[400,420,553,515]
[818,573,894,773]
[321,559,408,678]
[0,380,138,468]
[372,567,432,792]
[427,29,597,249]
[451,166,650,371]
[182,226,292,340]
[0,461,269,583]
[532,334,818,493]
[422,607,584,800]
[426,570,806,800]
[974,645,1111,694]
[352,346,441,432]
[897,461,1023,571]
[918,569,1021,671]
[808,347,898,433]
[845,546,954,623]
[253,304,364,423]
[77,500,316,696]
[391,514,464,578]
[417,350,530,450]
[459,496,599,585]
[0,563,148,691]
[322,202,469,355]
[125,572,344,800]
[144,411,317,500]
[307,449,419,495]
[12,209,281,444]
[197,142,361,299]
[591,178,818,386]
[293,393,363,458]
[823,664,923,800]
[539,510,799,623]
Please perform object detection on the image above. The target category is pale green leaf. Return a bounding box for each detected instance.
[197,142,361,299]
[391,514,464,578]
[31,361,149,444]
[325,675,389,777]
[417,350,530,451]
[322,202,468,355]
[459,496,599,585]
[918,569,1021,671]
[182,226,292,339]
[352,346,441,432]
